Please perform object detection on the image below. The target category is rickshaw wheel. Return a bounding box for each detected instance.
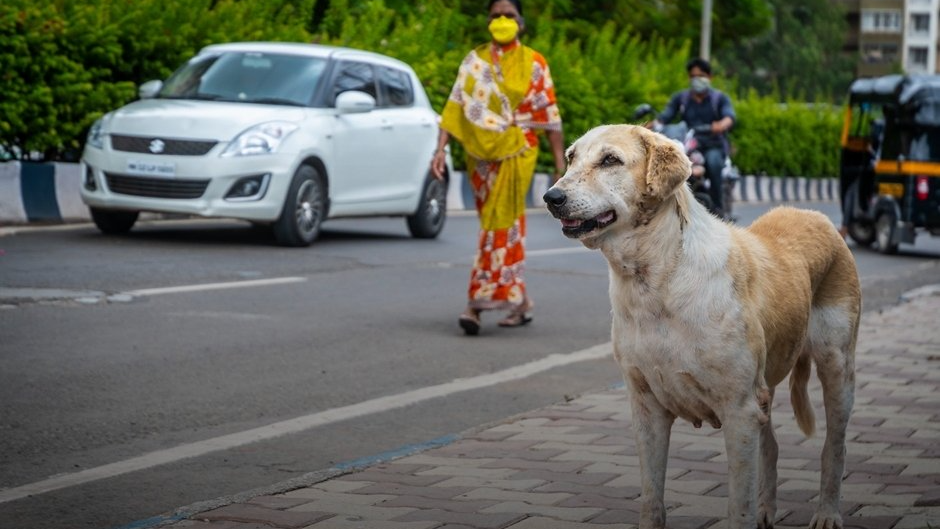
[848,221,875,247]
[875,212,900,255]
[844,182,875,246]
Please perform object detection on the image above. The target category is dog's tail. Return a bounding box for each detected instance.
[789,352,815,437]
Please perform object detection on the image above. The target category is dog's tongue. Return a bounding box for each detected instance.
[598,211,614,224]
[560,218,582,228]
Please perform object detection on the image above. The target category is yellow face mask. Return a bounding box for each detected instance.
[488,16,519,44]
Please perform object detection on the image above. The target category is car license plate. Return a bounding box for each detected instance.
[126,159,176,177]
[878,182,904,198]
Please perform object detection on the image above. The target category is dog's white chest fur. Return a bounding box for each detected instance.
[606,230,754,428]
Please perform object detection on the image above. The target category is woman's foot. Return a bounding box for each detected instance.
[498,299,533,328]
[458,308,482,335]
[497,311,532,327]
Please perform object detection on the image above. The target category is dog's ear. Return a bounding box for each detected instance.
[643,133,691,202]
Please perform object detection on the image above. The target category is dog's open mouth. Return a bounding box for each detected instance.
[560,210,617,238]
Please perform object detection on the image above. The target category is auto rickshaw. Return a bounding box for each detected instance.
[840,74,940,254]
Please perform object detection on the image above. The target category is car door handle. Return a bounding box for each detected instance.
[380,120,394,130]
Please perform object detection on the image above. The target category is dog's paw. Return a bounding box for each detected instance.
[808,511,843,529]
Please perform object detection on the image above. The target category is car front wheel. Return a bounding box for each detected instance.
[406,173,447,239]
[273,165,327,247]
[90,207,139,234]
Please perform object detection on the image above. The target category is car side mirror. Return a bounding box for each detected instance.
[335,91,376,114]
[138,80,163,100]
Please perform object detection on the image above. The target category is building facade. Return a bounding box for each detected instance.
[840,0,940,76]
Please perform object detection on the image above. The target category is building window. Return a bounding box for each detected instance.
[861,10,902,33]
[909,46,929,68]
[862,43,899,63]
[910,13,930,34]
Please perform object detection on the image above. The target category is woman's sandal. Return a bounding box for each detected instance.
[497,311,532,327]
[458,309,482,336]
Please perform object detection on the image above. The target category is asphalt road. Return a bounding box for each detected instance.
[0,201,938,529]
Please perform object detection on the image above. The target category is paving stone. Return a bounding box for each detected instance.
[379,494,499,513]
[353,482,474,500]
[289,500,415,520]
[480,501,602,522]
[197,504,333,528]
[432,477,547,491]
[506,516,636,528]
[393,508,525,528]
[302,517,439,529]
[914,487,940,507]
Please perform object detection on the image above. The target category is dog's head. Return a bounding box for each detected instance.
[544,124,691,247]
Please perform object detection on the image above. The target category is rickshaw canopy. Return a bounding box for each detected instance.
[849,74,940,126]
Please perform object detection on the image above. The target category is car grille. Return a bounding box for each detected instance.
[104,173,210,199]
[110,135,217,156]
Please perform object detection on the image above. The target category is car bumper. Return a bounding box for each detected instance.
[80,147,298,222]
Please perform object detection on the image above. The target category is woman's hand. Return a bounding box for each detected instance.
[431,149,447,181]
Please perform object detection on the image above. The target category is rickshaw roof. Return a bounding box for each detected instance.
[849,74,940,105]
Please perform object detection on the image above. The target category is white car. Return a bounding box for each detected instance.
[81,42,450,246]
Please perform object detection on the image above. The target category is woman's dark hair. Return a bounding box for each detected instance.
[686,57,712,75]
[488,0,523,17]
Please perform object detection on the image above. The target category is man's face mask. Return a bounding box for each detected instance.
[489,16,520,44]
[691,75,711,94]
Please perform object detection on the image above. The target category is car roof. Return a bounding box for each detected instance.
[198,41,413,72]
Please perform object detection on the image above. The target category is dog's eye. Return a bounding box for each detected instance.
[599,154,622,167]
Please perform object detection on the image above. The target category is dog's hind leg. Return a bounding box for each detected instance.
[626,367,675,529]
[757,388,778,529]
[807,305,858,529]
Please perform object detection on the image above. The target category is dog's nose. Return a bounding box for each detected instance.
[543,188,567,207]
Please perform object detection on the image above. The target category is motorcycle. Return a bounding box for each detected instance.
[632,103,739,221]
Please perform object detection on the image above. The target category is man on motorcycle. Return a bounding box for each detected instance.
[653,58,736,218]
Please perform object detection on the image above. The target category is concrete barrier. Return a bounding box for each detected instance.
[1,161,838,225]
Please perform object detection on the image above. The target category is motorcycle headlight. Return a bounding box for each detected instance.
[221,122,298,157]
[86,119,104,149]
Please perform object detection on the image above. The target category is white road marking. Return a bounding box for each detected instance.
[526,247,591,257]
[0,342,612,504]
[125,277,307,297]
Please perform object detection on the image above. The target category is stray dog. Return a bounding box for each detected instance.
[544,125,860,529]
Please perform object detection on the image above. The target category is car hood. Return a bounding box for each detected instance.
[103,99,312,141]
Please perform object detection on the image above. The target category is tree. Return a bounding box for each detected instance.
[717,0,853,101]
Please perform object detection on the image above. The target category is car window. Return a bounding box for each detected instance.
[377,67,414,107]
[160,52,328,106]
[330,61,377,104]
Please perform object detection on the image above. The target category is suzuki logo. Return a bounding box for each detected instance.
[149,139,166,154]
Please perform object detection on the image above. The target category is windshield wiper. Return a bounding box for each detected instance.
[158,93,226,101]
[246,97,307,107]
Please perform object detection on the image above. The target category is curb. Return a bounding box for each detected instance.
[1,161,839,226]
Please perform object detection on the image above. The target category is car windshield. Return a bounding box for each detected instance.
[159,51,328,106]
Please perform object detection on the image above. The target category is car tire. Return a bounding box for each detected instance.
[273,165,327,247]
[406,172,448,239]
[90,207,139,234]
[875,211,899,255]
[844,182,875,247]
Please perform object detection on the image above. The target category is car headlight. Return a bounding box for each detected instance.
[86,119,104,149]
[221,122,299,157]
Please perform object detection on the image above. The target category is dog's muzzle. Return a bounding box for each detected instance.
[543,187,617,238]
[543,188,567,216]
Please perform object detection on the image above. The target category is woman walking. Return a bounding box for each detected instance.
[430,0,565,335]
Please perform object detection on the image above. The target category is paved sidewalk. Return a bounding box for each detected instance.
[162,288,940,529]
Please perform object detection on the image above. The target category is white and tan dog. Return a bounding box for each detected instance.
[544,125,861,529]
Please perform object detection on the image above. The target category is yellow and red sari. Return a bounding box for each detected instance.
[440,41,562,312]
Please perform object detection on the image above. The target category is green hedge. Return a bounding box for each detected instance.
[1,0,844,178]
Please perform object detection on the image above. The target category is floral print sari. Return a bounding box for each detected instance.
[440,41,562,311]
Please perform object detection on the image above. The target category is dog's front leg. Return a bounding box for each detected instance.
[627,372,675,529]
[722,408,763,529]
